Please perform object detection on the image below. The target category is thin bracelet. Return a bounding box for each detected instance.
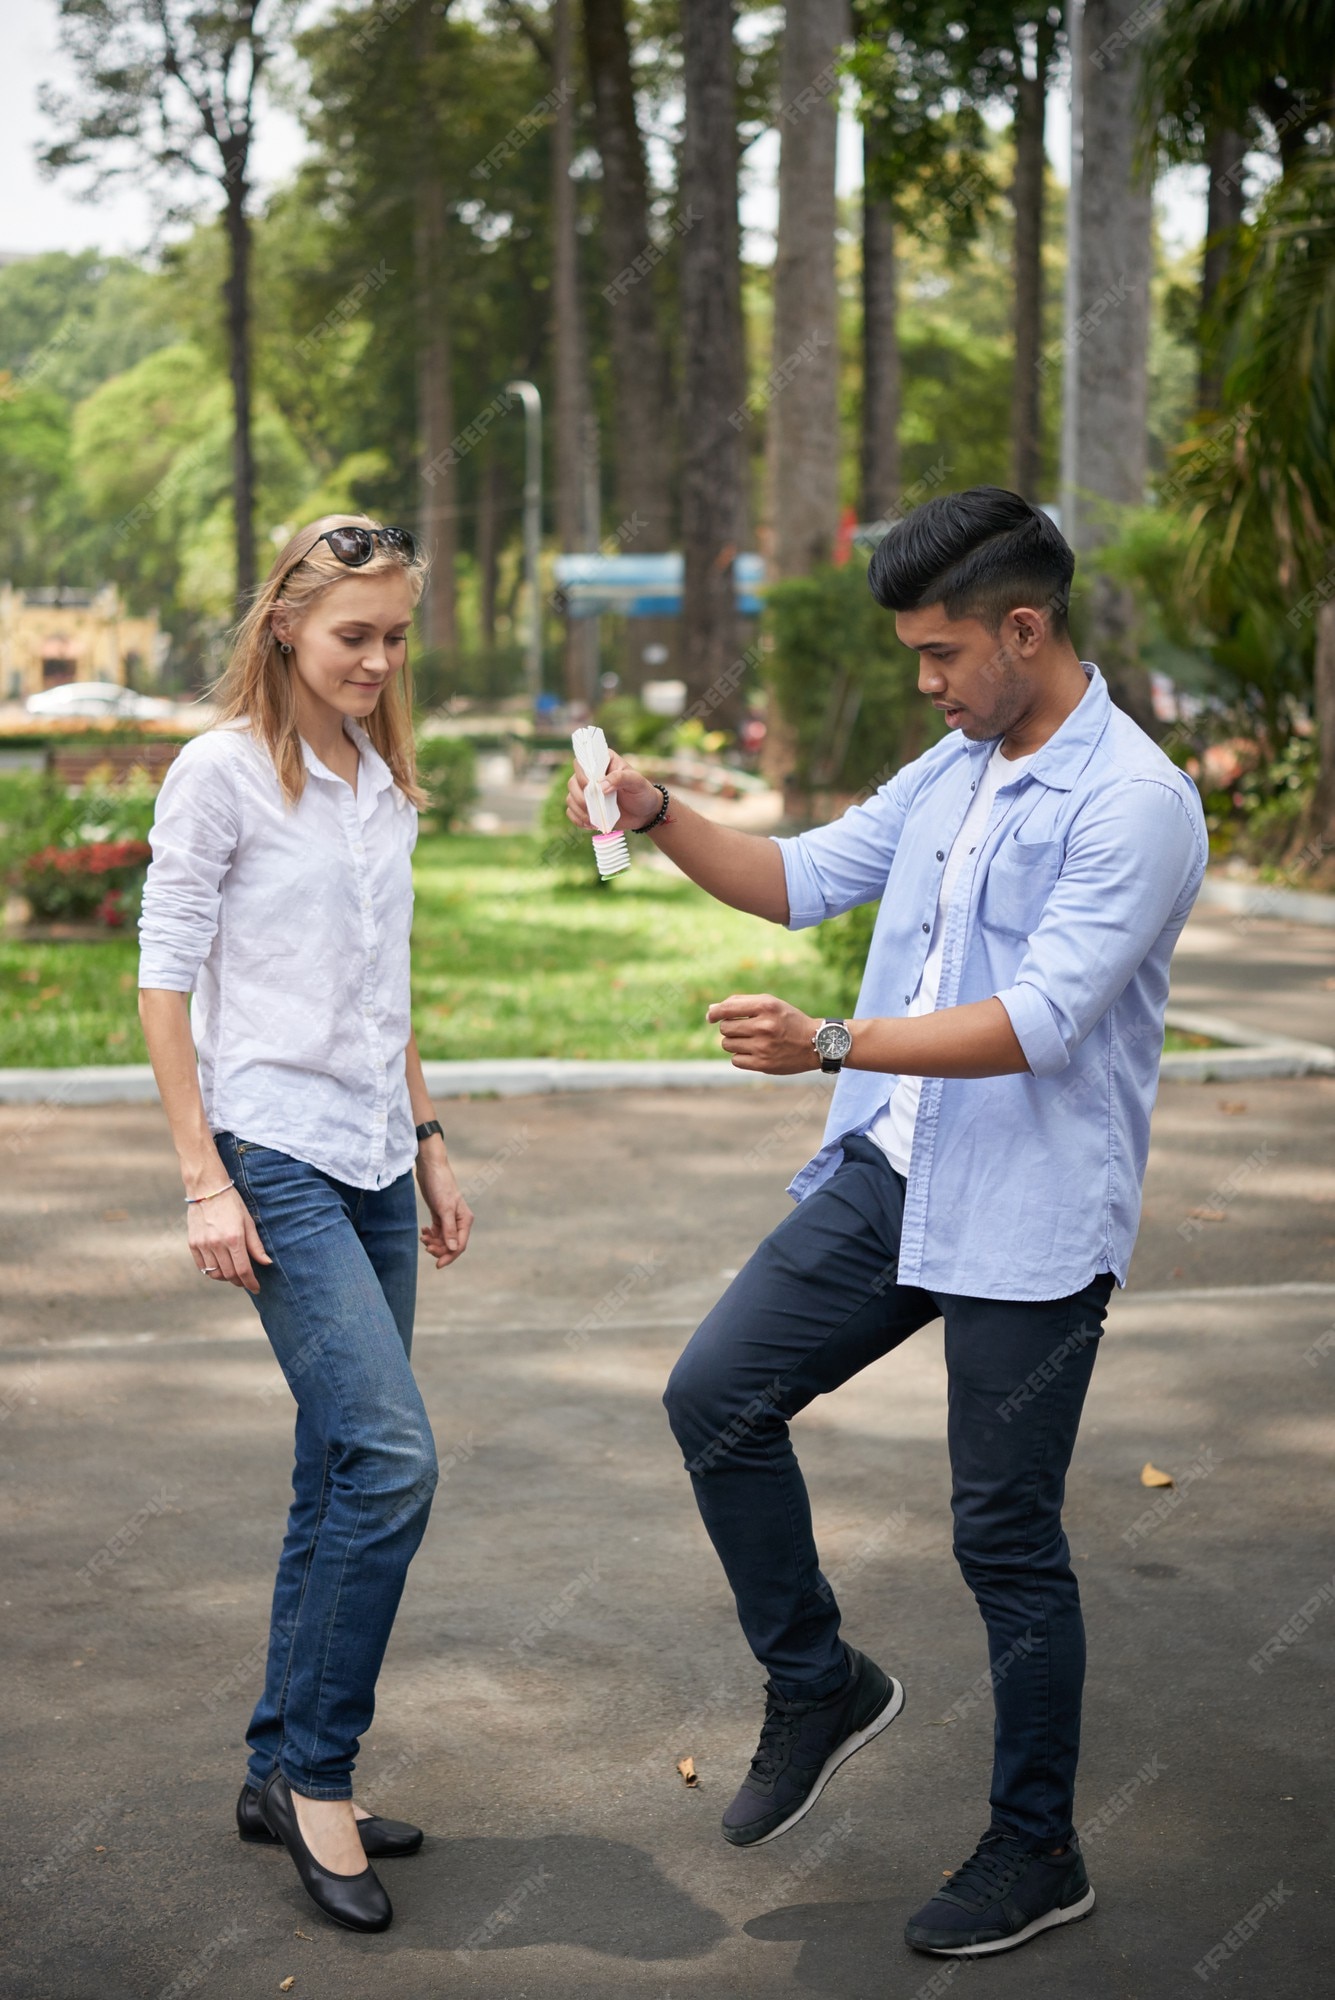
[184,1179,235,1205]
[630,782,672,833]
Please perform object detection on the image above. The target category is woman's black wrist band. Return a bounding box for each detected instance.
[631,782,671,833]
[415,1119,444,1145]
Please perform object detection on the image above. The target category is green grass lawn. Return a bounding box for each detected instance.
[0,834,828,1068]
[409,833,828,1060]
[0,830,1226,1067]
[0,938,145,1066]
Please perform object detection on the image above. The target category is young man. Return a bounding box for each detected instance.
[566,487,1206,1958]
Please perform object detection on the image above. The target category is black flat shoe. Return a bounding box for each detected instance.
[257,1770,393,1934]
[237,1782,424,1856]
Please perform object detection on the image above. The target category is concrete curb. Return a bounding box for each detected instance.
[1,1018,1332,1105]
[1161,1008,1335,1082]
[0,1059,818,1107]
[1197,875,1335,929]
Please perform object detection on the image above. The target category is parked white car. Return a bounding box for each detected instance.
[24,680,177,721]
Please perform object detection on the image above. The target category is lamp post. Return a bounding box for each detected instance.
[506,380,543,709]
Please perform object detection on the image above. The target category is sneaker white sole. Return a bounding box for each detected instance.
[915,1883,1096,1956]
[740,1675,906,1848]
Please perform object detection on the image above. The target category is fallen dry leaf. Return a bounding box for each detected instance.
[94,1845,106,1853]
[294,1930,314,1941]
[279,1981,295,1993]
[1218,1101,1247,1115]
[101,1209,129,1223]
[1186,1207,1227,1223]
[1141,1462,1175,1488]
[676,1756,699,1788]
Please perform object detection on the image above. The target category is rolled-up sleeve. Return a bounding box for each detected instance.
[137,745,241,991]
[996,778,1206,1076]
[773,762,916,930]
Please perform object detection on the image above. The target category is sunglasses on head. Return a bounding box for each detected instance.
[283,525,416,583]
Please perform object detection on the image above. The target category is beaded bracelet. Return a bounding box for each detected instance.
[630,782,672,833]
[184,1179,235,1205]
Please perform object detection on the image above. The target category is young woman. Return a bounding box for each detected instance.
[138,516,474,1935]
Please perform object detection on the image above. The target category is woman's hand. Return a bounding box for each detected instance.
[706,993,822,1074]
[416,1152,474,1269]
[187,1187,273,1292]
[566,750,662,834]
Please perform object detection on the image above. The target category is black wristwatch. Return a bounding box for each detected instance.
[812,1019,853,1074]
[415,1119,444,1146]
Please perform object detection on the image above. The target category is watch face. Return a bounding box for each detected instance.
[815,1022,852,1061]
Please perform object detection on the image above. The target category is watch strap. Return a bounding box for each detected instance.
[415,1118,444,1145]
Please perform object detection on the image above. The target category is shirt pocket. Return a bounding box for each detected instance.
[979,836,1064,940]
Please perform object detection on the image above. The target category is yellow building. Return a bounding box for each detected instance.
[0,585,162,702]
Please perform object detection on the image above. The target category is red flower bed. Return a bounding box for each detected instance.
[20,840,152,924]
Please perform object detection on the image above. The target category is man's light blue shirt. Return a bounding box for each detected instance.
[774,665,1207,1301]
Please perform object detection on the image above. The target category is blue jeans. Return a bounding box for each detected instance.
[214,1132,437,1801]
[663,1134,1113,1848]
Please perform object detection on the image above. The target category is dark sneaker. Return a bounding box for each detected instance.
[722,1643,904,1848]
[904,1827,1095,1956]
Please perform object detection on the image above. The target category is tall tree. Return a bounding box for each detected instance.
[415,0,457,659]
[850,0,1003,521]
[551,0,598,701]
[1197,124,1248,409]
[860,123,901,523]
[40,1,294,609]
[768,0,849,577]
[1061,0,1157,733]
[1008,10,1061,497]
[1144,0,1334,414]
[678,0,749,718]
[584,0,673,550]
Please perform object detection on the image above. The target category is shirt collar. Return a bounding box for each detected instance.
[300,716,397,811]
[962,662,1108,794]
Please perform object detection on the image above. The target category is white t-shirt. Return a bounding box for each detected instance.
[867,740,1036,1175]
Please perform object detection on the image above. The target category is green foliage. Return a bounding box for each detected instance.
[0,391,72,585]
[814,899,881,1015]
[592,694,676,757]
[762,560,940,795]
[898,312,1016,492]
[538,766,601,888]
[0,769,160,886]
[413,735,478,831]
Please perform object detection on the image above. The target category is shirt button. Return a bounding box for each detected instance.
[904,994,911,1005]
[922,922,930,933]
[936,850,945,861]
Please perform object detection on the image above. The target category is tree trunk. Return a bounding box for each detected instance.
[415,172,457,658]
[1010,44,1048,500]
[221,166,256,609]
[768,0,847,579]
[1198,124,1247,412]
[1060,0,1157,734]
[477,447,498,652]
[551,0,597,703]
[860,124,899,525]
[762,0,847,792]
[678,0,748,721]
[584,0,673,550]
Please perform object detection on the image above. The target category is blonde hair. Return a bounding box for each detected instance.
[208,514,430,808]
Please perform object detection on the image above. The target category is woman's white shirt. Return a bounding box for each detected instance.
[137,716,419,1190]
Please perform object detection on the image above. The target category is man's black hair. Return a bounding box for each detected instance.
[866,486,1074,635]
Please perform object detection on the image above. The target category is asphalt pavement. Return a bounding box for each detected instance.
[1,910,1333,2000]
